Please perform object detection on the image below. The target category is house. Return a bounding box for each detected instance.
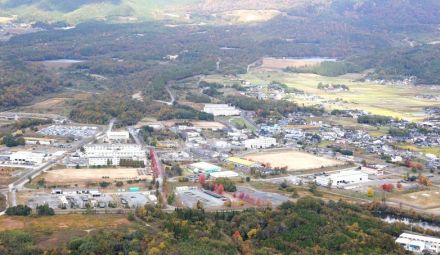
[396,232,440,254]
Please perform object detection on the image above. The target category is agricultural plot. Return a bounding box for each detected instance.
[259,57,333,69]
[390,190,440,209]
[230,70,440,121]
[244,149,344,171]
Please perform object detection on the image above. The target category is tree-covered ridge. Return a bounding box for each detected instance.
[0,61,62,109]
[0,197,409,255]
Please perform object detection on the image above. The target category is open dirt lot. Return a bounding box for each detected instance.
[390,190,440,209]
[244,150,345,171]
[44,168,151,184]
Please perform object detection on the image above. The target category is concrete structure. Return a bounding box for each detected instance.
[203,104,240,116]
[244,137,277,149]
[10,151,46,164]
[315,170,368,187]
[209,171,239,178]
[396,232,440,254]
[106,131,130,141]
[84,144,145,166]
[188,162,221,174]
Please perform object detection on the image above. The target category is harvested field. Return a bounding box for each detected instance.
[162,120,225,129]
[260,57,335,69]
[244,150,345,171]
[44,168,151,185]
[390,190,440,209]
[26,98,67,110]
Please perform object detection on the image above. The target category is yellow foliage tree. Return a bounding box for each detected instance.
[247,228,257,239]
[367,187,374,197]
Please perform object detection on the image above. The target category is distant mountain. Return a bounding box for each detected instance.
[0,0,326,24]
[0,0,201,23]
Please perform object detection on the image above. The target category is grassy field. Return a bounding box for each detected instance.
[220,70,440,122]
[0,214,133,249]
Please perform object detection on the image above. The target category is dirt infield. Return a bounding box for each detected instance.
[244,150,344,171]
[44,168,150,184]
[390,190,440,209]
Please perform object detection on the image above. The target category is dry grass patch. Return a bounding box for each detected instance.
[390,190,440,209]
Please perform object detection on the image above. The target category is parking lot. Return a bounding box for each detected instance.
[38,125,99,138]
[176,187,226,208]
[237,187,289,205]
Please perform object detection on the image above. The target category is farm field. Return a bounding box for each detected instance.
[43,168,151,185]
[259,57,334,69]
[389,190,440,210]
[225,70,440,121]
[394,143,440,157]
[244,149,345,171]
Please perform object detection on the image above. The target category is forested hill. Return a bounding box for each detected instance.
[1,0,440,26]
[0,198,413,254]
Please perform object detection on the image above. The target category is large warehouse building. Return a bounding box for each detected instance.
[203,104,240,116]
[315,170,368,187]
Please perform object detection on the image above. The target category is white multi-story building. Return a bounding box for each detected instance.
[106,131,130,141]
[315,170,368,187]
[244,137,277,149]
[84,144,145,166]
[203,104,240,116]
[396,232,440,254]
